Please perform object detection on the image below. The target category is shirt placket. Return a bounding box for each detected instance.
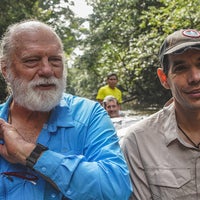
[195,156,200,199]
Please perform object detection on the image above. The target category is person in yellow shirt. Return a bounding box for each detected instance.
[96,73,122,105]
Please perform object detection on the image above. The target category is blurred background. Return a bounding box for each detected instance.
[0,0,199,112]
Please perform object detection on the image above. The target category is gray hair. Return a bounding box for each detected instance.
[103,95,118,108]
[0,19,64,68]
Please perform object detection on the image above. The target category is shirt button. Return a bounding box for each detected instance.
[67,189,72,195]
[41,167,46,172]
[51,193,56,198]
[43,124,48,129]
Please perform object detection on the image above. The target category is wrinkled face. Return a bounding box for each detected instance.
[107,75,118,89]
[105,100,120,118]
[4,27,66,111]
[167,49,200,111]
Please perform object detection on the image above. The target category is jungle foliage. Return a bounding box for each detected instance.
[0,0,200,108]
[69,0,200,108]
[0,0,81,103]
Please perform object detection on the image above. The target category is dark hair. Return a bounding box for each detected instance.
[162,55,169,75]
[107,72,118,80]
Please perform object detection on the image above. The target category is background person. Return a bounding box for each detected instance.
[96,72,122,106]
[0,19,132,200]
[102,95,120,118]
[122,29,200,199]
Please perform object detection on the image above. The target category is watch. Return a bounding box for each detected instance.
[26,143,48,169]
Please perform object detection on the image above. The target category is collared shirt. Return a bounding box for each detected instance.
[0,93,132,200]
[96,85,122,103]
[122,102,200,200]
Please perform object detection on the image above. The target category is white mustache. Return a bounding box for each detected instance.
[30,77,59,87]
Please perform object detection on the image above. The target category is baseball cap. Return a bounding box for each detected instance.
[159,29,200,66]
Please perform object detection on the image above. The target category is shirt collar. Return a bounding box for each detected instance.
[162,102,180,146]
[47,95,75,132]
[0,95,75,133]
[0,96,13,121]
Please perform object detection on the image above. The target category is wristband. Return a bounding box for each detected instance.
[26,143,48,169]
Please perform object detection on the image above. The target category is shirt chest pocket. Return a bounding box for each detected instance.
[146,168,192,199]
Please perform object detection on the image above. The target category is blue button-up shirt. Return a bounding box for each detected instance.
[0,93,132,200]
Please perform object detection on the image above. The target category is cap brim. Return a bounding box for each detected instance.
[164,42,200,55]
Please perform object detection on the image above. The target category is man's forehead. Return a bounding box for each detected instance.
[168,49,200,67]
[108,75,117,79]
[14,28,56,40]
[170,48,200,58]
[107,100,118,105]
[12,30,62,51]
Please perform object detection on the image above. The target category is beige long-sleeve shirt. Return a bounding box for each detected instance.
[122,103,200,200]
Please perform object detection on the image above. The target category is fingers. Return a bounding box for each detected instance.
[0,118,5,137]
[0,118,6,125]
[0,119,5,144]
[0,118,34,165]
[0,118,16,135]
[0,118,9,131]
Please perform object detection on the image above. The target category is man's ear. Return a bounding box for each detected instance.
[157,68,170,89]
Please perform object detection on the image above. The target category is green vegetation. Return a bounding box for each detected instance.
[0,0,79,103]
[0,0,200,108]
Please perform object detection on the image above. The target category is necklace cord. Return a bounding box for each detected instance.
[178,125,200,148]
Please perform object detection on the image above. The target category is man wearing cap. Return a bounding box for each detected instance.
[121,29,200,200]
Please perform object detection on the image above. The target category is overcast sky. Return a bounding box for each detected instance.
[70,0,93,18]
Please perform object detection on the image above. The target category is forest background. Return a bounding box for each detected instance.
[0,0,200,110]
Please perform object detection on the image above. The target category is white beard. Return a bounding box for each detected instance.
[7,70,66,112]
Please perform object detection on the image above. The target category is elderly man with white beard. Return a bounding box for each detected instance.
[0,20,132,200]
